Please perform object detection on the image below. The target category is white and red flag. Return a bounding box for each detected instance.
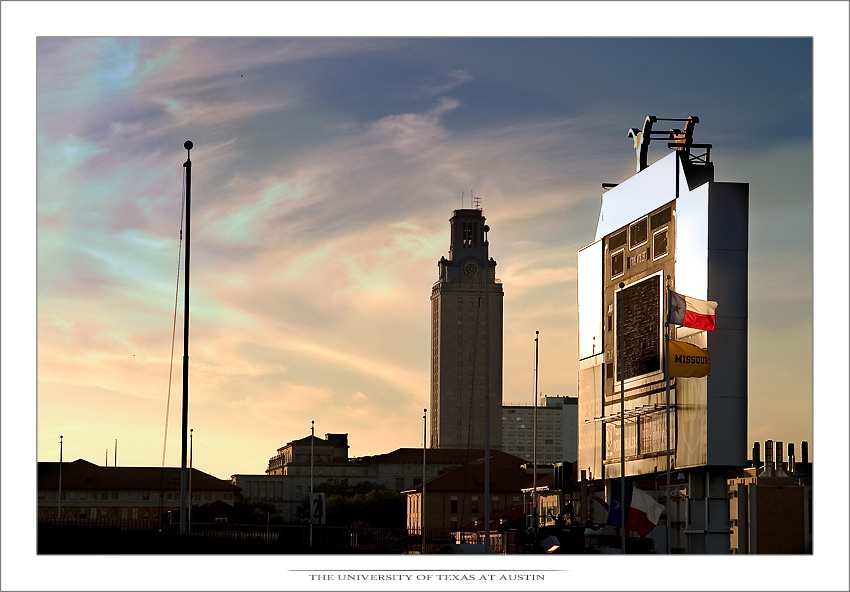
[627,486,665,538]
[668,290,718,331]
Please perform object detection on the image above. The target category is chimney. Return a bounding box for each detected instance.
[801,441,809,464]
[787,442,795,474]
[775,441,786,476]
[762,439,774,476]
[752,442,761,469]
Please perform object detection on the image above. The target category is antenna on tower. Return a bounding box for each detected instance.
[472,190,482,211]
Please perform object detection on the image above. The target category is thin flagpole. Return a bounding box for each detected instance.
[310,420,314,549]
[189,428,193,534]
[533,330,539,536]
[58,435,63,519]
[664,276,672,555]
[422,408,427,553]
[483,254,490,552]
[179,140,193,535]
[618,281,626,554]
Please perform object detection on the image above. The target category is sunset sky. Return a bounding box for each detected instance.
[32,31,821,480]
[3,2,849,589]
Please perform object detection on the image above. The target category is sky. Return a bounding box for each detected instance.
[3,2,849,590]
[31,33,821,480]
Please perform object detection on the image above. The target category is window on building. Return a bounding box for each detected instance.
[450,499,458,514]
[653,227,669,260]
[396,477,405,490]
[650,207,671,229]
[609,230,627,250]
[132,508,139,520]
[471,497,479,513]
[611,249,625,279]
[629,217,648,249]
[142,491,150,500]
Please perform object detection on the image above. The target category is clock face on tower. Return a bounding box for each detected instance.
[464,261,479,277]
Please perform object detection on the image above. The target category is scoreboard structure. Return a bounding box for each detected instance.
[577,116,749,482]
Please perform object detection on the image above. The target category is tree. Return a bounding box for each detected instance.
[312,479,406,527]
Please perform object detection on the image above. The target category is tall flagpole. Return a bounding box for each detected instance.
[483,252,491,552]
[188,428,193,534]
[179,140,193,535]
[533,330,539,537]
[422,408,427,553]
[58,435,63,519]
[310,420,314,549]
[618,281,626,554]
[664,275,673,554]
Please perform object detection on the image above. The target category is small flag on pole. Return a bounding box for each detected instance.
[668,290,717,331]
[668,339,711,378]
[627,486,665,538]
[606,479,632,528]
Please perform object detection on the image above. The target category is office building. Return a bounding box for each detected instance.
[501,396,578,465]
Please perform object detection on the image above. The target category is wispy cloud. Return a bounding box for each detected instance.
[33,36,816,480]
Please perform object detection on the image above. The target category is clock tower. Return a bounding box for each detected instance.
[430,208,503,450]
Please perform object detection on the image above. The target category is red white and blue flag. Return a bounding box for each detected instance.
[668,290,718,331]
[627,486,665,538]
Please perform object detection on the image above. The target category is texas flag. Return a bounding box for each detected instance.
[668,290,718,331]
[627,486,665,538]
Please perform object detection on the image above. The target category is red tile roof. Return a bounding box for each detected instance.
[406,459,541,494]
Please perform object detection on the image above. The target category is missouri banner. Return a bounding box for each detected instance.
[668,339,711,378]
